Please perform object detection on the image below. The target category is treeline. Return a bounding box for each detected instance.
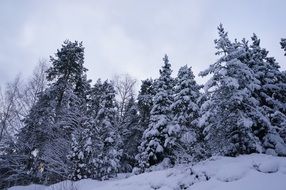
[1,25,286,188]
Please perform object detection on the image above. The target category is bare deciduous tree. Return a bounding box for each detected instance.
[22,59,48,113]
[0,75,23,145]
[0,60,48,148]
[112,74,137,121]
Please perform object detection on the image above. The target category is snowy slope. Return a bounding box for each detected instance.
[9,154,286,190]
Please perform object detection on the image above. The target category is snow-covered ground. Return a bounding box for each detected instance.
[9,154,286,190]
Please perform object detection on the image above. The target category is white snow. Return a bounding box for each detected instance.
[254,160,279,173]
[31,149,39,157]
[215,163,248,182]
[9,154,286,190]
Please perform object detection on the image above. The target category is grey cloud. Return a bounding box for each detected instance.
[0,0,285,87]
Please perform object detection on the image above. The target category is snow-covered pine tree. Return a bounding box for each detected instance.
[241,35,286,151]
[280,38,286,106]
[88,79,104,117]
[14,90,56,184]
[281,38,286,55]
[136,55,179,169]
[245,35,286,111]
[137,79,155,133]
[47,40,91,104]
[198,25,285,156]
[278,38,286,140]
[68,117,101,181]
[69,129,91,181]
[93,80,122,180]
[280,38,286,114]
[119,96,140,172]
[171,65,203,161]
[67,79,101,182]
[280,38,286,102]
[69,79,122,181]
[16,40,91,184]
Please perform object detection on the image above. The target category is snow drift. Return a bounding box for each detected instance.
[9,154,286,190]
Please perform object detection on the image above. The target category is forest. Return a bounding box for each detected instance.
[1,24,286,189]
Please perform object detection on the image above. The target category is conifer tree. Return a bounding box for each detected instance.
[119,96,140,172]
[136,55,179,169]
[137,79,155,133]
[88,79,104,117]
[16,40,90,184]
[198,25,286,156]
[93,80,122,180]
[278,38,286,140]
[68,118,101,181]
[171,65,203,161]
[69,79,122,181]
[281,38,286,55]
[242,35,286,148]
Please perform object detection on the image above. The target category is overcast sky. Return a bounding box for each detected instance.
[0,0,286,87]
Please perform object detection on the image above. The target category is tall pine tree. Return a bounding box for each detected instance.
[281,38,286,55]
[171,65,203,161]
[137,79,155,134]
[68,116,100,181]
[93,80,122,180]
[119,96,140,172]
[241,35,286,150]
[198,25,286,156]
[16,40,90,184]
[136,55,179,169]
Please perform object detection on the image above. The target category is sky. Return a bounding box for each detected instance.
[0,0,286,87]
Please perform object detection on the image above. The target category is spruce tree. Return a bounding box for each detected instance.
[136,55,179,169]
[88,79,104,117]
[68,117,101,181]
[246,35,285,111]
[93,80,122,180]
[171,65,203,161]
[137,79,155,133]
[69,79,122,181]
[281,38,286,55]
[242,35,286,151]
[69,127,91,181]
[119,96,140,172]
[198,25,286,156]
[16,40,90,184]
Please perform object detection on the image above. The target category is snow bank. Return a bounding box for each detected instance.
[9,154,286,190]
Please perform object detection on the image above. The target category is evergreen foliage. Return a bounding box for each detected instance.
[171,65,204,161]
[136,55,180,169]
[137,79,156,132]
[243,35,286,146]
[198,25,286,156]
[119,96,140,172]
[15,40,90,184]
[93,80,122,180]
[2,26,286,189]
[281,38,286,56]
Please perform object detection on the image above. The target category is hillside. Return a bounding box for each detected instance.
[9,154,286,190]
